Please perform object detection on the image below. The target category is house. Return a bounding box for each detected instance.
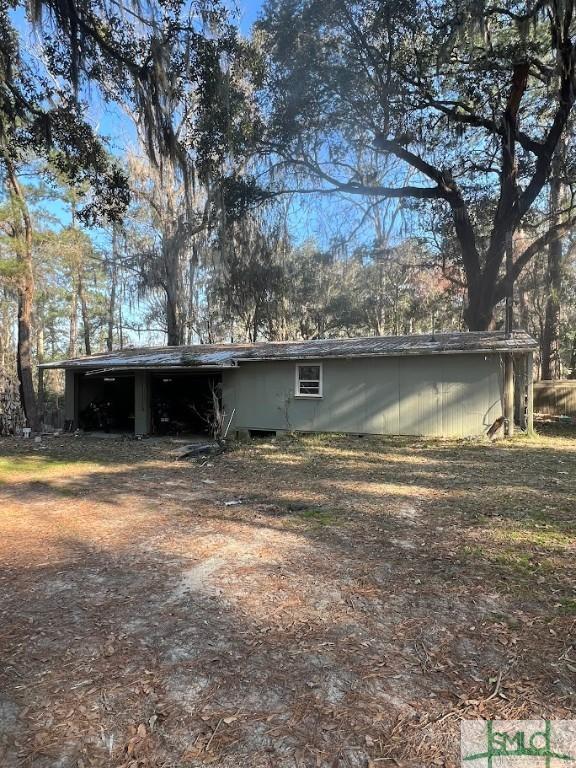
[41,330,537,438]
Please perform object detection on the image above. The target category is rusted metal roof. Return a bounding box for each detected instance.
[40,330,537,370]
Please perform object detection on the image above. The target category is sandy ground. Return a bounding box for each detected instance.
[0,431,574,767]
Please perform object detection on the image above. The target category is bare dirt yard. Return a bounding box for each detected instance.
[0,430,575,768]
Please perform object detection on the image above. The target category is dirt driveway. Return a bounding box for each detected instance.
[0,432,575,767]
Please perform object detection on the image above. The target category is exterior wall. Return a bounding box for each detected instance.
[222,354,506,438]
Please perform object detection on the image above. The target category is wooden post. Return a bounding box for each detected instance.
[518,357,526,430]
[504,353,514,437]
[526,351,534,434]
[134,372,150,435]
[64,370,77,430]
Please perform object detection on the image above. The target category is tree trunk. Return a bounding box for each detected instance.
[119,299,124,349]
[0,303,10,369]
[17,290,38,430]
[164,235,185,346]
[37,312,45,427]
[166,289,181,345]
[4,157,39,431]
[107,264,116,352]
[187,247,197,345]
[107,226,119,351]
[463,287,498,331]
[518,288,530,331]
[161,159,187,347]
[68,283,78,358]
[541,152,563,379]
[78,275,92,356]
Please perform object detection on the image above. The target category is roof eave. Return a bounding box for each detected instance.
[40,344,537,370]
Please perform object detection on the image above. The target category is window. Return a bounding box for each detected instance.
[295,363,323,397]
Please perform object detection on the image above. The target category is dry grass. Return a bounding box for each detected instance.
[0,429,575,768]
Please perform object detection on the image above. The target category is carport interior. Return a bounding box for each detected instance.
[150,372,221,435]
[77,373,135,432]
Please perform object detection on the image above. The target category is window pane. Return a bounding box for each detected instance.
[298,365,320,381]
[299,382,320,395]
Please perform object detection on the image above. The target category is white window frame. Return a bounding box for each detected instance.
[295,362,323,398]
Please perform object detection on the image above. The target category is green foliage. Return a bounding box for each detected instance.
[258,0,576,329]
[202,215,462,343]
[296,507,337,526]
[0,255,23,281]
[0,3,129,224]
[557,598,576,615]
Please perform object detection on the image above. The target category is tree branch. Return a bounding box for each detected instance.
[411,90,542,155]
[373,136,483,280]
[283,157,443,199]
[494,216,576,302]
[373,136,444,184]
[516,26,576,221]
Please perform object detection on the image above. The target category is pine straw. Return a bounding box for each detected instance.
[0,430,575,767]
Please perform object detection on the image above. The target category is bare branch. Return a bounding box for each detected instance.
[494,216,576,302]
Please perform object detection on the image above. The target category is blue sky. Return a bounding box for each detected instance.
[65,0,267,165]
[17,0,267,231]
[238,0,264,32]
[9,0,413,346]
[18,0,386,255]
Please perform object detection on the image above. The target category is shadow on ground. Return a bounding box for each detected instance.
[0,433,575,767]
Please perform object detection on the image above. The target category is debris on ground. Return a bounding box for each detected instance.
[177,442,225,460]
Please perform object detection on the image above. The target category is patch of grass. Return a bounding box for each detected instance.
[0,455,100,482]
[459,544,485,559]
[494,526,574,548]
[297,507,338,526]
[490,550,535,573]
[0,455,72,476]
[457,542,559,597]
[488,550,556,580]
[557,598,576,615]
[299,432,347,445]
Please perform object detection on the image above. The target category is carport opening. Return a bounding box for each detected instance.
[78,374,135,433]
[151,373,222,436]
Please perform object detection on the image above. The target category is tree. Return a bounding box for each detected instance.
[101,0,264,345]
[0,1,131,426]
[213,216,286,341]
[541,150,565,379]
[1,158,38,429]
[259,0,576,330]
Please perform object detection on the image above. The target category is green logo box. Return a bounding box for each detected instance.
[461,721,576,768]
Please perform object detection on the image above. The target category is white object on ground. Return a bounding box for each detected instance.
[223,408,236,439]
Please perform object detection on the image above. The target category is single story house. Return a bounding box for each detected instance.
[41,330,537,438]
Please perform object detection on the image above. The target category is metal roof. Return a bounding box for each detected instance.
[40,330,537,370]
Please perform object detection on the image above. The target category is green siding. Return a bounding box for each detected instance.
[222,354,505,438]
